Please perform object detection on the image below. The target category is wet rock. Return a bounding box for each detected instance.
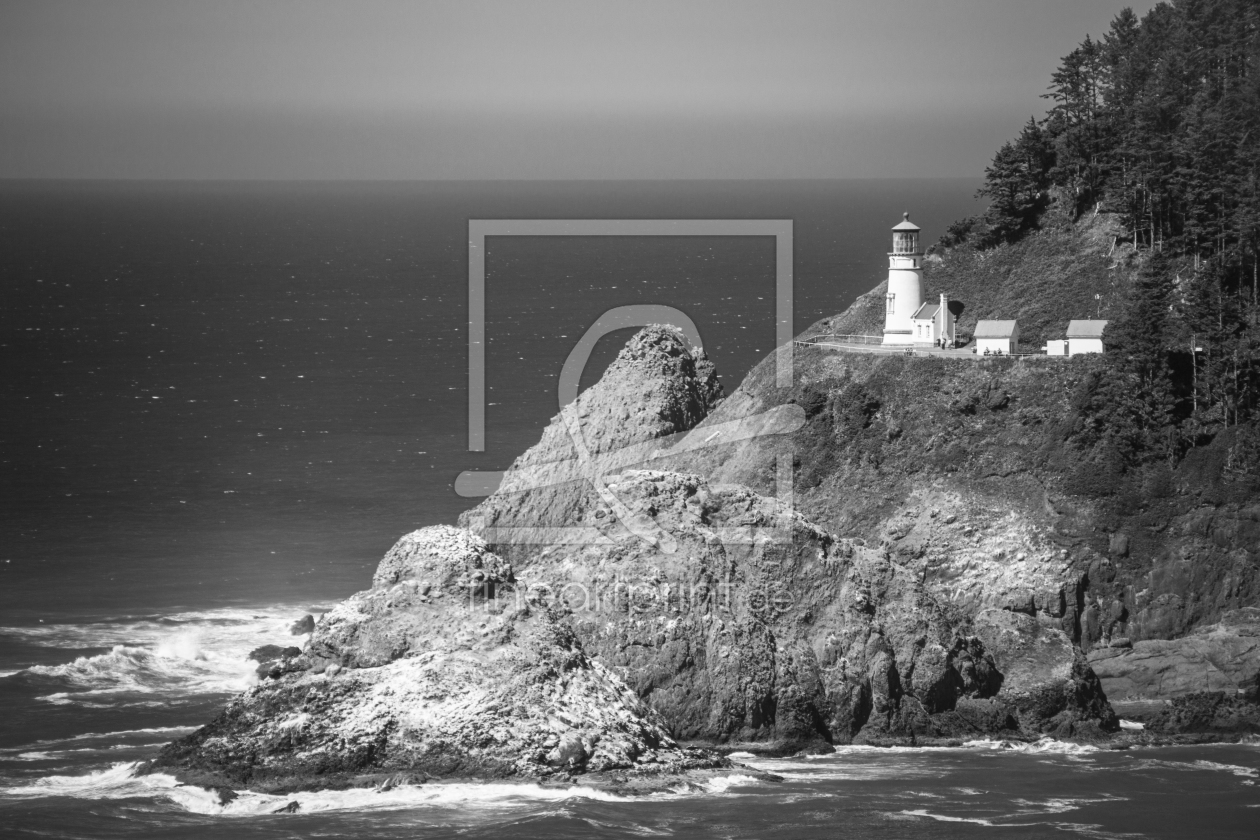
[1143,691,1260,734]
[973,608,1117,736]
[248,645,303,680]
[290,614,316,635]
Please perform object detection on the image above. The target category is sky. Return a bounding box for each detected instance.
[0,0,1160,180]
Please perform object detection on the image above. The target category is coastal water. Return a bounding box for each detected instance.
[4,180,1257,837]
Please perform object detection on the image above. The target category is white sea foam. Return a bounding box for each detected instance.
[963,737,1100,756]
[0,606,321,706]
[700,773,765,794]
[0,728,197,760]
[898,809,999,825]
[0,762,651,815]
[1046,823,1147,839]
[28,642,258,698]
[741,755,933,782]
[1009,796,1124,816]
[1189,760,1258,778]
[1127,756,1260,778]
[897,796,1126,831]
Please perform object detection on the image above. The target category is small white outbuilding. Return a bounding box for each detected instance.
[974,320,1019,355]
[1066,320,1108,355]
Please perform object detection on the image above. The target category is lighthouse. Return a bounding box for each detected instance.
[882,212,924,345]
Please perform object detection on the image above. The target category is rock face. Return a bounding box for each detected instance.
[459,325,723,561]
[447,322,1118,746]
[660,294,1260,733]
[972,609,1115,737]
[151,527,729,793]
[498,469,1113,747]
[1088,607,1260,732]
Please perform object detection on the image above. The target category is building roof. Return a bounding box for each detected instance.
[1066,319,1108,338]
[974,319,1018,338]
[911,303,940,320]
[892,212,921,232]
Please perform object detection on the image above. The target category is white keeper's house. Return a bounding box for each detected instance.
[882,213,956,346]
[974,320,1020,355]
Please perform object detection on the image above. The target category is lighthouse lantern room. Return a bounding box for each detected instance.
[883,212,924,345]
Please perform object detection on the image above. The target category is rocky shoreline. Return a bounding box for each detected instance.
[148,324,1258,796]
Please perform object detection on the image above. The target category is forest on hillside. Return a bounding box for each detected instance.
[945,0,1260,478]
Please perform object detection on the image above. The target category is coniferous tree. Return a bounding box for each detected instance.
[960,0,1260,441]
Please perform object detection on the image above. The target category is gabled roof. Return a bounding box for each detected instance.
[1066,319,1108,338]
[911,303,940,321]
[892,212,920,232]
[974,319,1018,338]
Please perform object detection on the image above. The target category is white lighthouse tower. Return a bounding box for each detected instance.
[882,212,924,345]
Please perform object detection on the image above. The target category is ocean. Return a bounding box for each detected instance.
[2,179,1256,838]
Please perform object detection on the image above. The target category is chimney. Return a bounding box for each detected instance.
[940,293,950,339]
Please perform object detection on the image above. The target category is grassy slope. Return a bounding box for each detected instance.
[922,208,1134,349]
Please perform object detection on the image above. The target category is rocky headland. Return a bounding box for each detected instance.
[154,232,1260,793]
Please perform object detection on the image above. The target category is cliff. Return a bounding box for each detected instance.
[664,212,1260,735]
[456,324,1117,747]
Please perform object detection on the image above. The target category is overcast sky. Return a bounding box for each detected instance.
[1,0,1159,180]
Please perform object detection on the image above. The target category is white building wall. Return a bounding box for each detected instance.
[1068,337,1105,355]
[883,262,923,345]
[976,337,1013,355]
[1046,340,1068,356]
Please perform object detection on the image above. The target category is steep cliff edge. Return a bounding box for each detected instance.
[664,214,1260,735]
[454,325,1118,746]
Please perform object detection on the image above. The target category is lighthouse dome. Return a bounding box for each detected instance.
[891,212,921,231]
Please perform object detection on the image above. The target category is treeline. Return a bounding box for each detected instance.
[947,0,1260,476]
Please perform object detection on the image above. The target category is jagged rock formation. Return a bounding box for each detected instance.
[447,326,1118,746]
[150,526,731,793]
[458,325,723,561]
[502,469,1113,747]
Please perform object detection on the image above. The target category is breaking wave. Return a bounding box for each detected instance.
[962,737,1101,756]
[0,762,651,815]
[0,606,321,706]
